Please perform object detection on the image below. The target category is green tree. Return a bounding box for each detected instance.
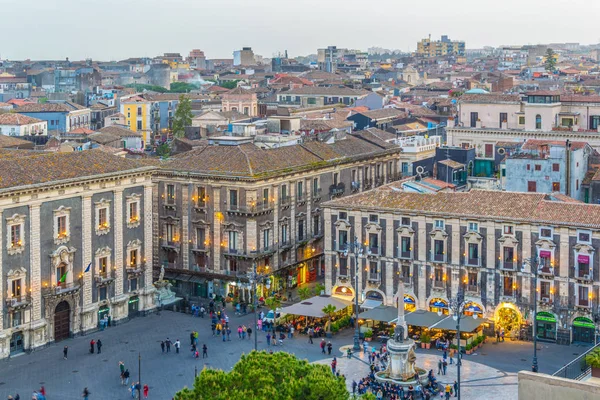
[169,82,199,93]
[313,283,326,296]
[322,304,337,333]
[298,287,312,301]
[544,48,557,72]
[175,351,348,400]
[172,94,193,138]
[156,142,171,158]
[125,83,168,93]
[264,296,282,326]
[220,80,240,89]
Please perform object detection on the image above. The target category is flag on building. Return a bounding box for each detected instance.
[85,262,91,273]
[58,271,68,286]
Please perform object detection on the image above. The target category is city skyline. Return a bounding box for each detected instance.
[2,0,599,61]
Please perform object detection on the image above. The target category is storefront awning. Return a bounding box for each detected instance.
[397,310,446,328]
[361,299,383,309]
[358,305,399,323]
[429,316,484,332]
[281,295,352,318]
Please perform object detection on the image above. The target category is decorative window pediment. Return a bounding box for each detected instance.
[573,243,594,253]
[223,222,244,232]
[535,238,556,249]
[335,219,351,229]
[429,228,448,239]
[498,235,519,246]
[396,225,414,235]
[259,220,273,229]
[463,230,483,243]
[192,219,210,226]
[7,267,27,280]
[365,222,382,232]
[95,246,112,258]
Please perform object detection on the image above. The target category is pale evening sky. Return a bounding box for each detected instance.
[1,0,598,61]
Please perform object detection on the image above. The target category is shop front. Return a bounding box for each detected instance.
[536,311,557,341]
[332,285,355,301]
[128,296,139,317]
[9,331,24,355]
[403,294,417,312]
[429,298,449,315]
[463,302,484,319]
[495,302,522,335]
[362,291,384,309]
[572,316,595,344]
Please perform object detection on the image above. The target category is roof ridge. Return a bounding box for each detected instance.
[299,143,327,161]
[237,145,254,176]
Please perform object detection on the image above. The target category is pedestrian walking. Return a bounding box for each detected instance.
[247,327,252,339]
[308,328,314,344]
[227,327,232,341]
[97,339,102,354]
[238,326,243,339]
[242,325,247,339]
[82,387,90,400]
[266,333,271,346]
[123,369,130,385]
[119,361,126,384]
[501,328,505,342]
[130,383,137,399]
[347,348,352,359]
[202,344,208,358]
[89,339,95,354]
[444,384,452,400]
[160,341,165,353]
[327,341,333,355]
[443,359,448,375]
[453,380,458,397]
[352,380,357,395]
[331,357,337,374]
[143,384,149,399]
[165,338,171,352]
[289,325,294,338]
[190,332,195,346]
[175,339,180,354]
[222,330,226,342]
[496,330,500,343]
[63,345,68,360]
[320,339,326,353]
[437,359,442,375]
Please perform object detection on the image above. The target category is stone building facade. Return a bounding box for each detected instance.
[323,186,600,344]
[153,131,403,300]
[0,150,156,358]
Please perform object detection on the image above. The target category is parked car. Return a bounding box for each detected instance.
[263,309,286,324]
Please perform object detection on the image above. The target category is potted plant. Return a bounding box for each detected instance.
[449,344,457,357]
[364,329,373,342]
[420,333,430,349]
[466,343,473,355]
[322,304,337,338]
[586,347,600,378]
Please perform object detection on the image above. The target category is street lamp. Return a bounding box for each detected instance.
[344,236,364,351]
[448,289,477,400]
[248,262,271,351]
[523,257,544,373]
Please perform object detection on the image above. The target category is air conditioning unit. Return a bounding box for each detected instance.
[542,297,550,303]
[583,274,590,280]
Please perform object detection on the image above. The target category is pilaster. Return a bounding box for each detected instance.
[559,227,569,278]
[114,188,124,296]
[181,184,190,269]
[212,187,222,272]
[29,204,41,320]
[324,207,332,294]
[152,184,159,271]
[82,195,93,306]
[144,185,154,288]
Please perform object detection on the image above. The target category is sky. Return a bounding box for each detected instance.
[2,0,599,61]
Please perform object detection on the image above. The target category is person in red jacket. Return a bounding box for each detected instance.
[143,384,149,399]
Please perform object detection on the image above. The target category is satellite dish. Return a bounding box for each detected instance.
[497,148,506,155]
[416,165,425,174]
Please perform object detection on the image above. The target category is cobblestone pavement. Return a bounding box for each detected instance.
[0,308,588,399]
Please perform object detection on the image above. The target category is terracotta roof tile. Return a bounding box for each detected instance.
[0,113,44,125]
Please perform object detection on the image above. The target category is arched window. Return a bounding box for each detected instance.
[535,114,542,129]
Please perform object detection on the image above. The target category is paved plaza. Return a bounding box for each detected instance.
[0,308,590,399]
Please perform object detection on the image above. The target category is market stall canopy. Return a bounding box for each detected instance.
[361,299,383,309]
[358,305,398,323]
[395,310,446,327]
[429,316,485,332]
[281,295,352,318]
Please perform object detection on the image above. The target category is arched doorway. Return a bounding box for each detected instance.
[429,298,449,315]
[54,301,71,341]
[10,331,24,355]
[403,294,417,312]
[572,317,595,344]
[495,303,521,335]
[463,302,484,318]
[332,285,354,300]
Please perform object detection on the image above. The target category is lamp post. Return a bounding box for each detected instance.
[344,236,364,351]
[248,261,271,351]
[523,257,543,373]
[446,288,477,400]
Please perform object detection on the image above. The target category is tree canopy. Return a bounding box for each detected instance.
[219,80,240,89]
[174,351,349,400]
[544,48,557,72]
[172,94,193,138]
[170,82,199,93]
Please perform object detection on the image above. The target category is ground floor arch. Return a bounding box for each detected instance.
[464,301,484,318]
[332,285,355,300]
[494,302,523,336]
[571,316,595,344]
[428,297,449,315]
[54,301,71,342]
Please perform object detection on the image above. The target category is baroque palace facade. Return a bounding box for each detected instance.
[153,131,403,300]
[323,184,600,344]
[0,150,155,358]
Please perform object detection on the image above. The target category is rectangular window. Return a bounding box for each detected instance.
[338,230,348,250]
[166,184,175,204]
[369,214,378,223]
[434,220,444,229]
[369,233,379,254]
[130,278,138,291]
[313,178,319,194]
[57,215,68,237]
[129,201,139,222]
[433,239,444,261]
[470,112,478,128]
[11,278,22,298]
[297,181,303,200]
[196,227,206,248]
[540,227,553,239]
[578,230,592,244]
[263,229,270,249]
[527,181,537,192]
[165,223,175,243]
[540,281,551,298]
[577,254,590,277]
[552,182,560,192]
[468,243,479,265]
[10,224,21,247]
[527,164,531,171]
[499,112,508,127]
[137,107,142,116]
[98,208,107,228]
[400,237,411,258]
[129,249,138,267]
[99,287,107,301]
[339,257,348,276]
[503,225,513,235]
[484,144,493,158]
[434,267,444,287]
[263,188,269,204]
[137,120,142,130]
[519,116,525,125]
[401,217,410,226]
[228,231,238,250]
[468,222,478,232]
[552,163,560,172]
[229,190,238,208]
[339,212,347,220]
[369,261,379,279]
[313,215,320,235]
[281,225,288,243]
[468,272,478,287]
[503,246,515,268]
[281,184,288,201]
[197,186,206,207]
[534,164,541,171]
[298,220,305,241]
[333,172,339,186]
[99,256,108,276]
[503,276,514,296]
[578,285,589,307]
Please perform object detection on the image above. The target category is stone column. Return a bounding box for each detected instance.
[152,184,160,271]
[385,213,394,304]
[114,188,124,297]
[521,227,532,303]
[143,184,155,311]
[29,204,42,321]
[272,185,279,271]
[324,208,333,294]
[181,184,190,270]
[212,186,222,272]
[82,195,93,307]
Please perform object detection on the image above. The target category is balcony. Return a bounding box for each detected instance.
[431,252,446,263]
[577,298,590,309]
[296,192,308,205]
[367,246,380,257]
[280,196,291,208]
[5,295,31,311]
[466,284,479,293]
[227,201,274,216]
[538,296,553,306]
[42,282,81,298]
[338,268,349,279]
[279,239,293,251]
[374,176,385,187]
[164,200,176,210]
[499,260,515,270]
[433,280,445,289]
[191,245,210,254]
[330,187,344,198]
[368,272,381,283]
[465,257,480,267]
[537,266,555,278]
[363,179,373,190]
[126,263,145,277]
[401,274,411,284]
[312,230,324,240]
[95,272,115,286]
[576,269,592,282]
[351,181,360,193]
[312,188,322,201]
[397,248,412,260]
[162,240,181,253]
